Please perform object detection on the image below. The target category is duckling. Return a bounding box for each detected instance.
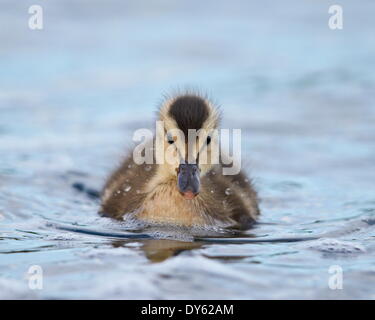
[100,93,260,230]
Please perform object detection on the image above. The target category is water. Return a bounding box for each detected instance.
[1,0,375,299]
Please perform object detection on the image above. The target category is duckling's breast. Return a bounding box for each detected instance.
[137,180,206,227]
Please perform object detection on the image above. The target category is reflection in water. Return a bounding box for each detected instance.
[112,239,204,263]
[109,230,317,263]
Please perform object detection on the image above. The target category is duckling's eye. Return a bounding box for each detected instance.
[206,136,211,145]
[167,136,174,144]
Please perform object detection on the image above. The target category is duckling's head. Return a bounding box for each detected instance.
[157,93,221,200]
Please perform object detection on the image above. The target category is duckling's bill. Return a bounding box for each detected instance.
[177,163,200,199]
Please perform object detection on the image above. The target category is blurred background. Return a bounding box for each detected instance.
[0,0,375,299]
[1,1,374,179]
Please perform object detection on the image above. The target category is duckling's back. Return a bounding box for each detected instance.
[199,165,260,229]
[100,155,157,220]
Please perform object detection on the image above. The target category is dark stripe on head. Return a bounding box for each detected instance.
[168,95,209,137]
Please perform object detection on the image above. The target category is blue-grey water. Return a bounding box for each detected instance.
[1,0,375,299]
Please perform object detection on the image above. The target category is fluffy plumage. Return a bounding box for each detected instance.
[100,93,260,230]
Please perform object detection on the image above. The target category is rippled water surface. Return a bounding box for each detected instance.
[1,1,375,299]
